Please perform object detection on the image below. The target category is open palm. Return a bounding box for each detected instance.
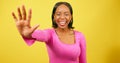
[12,5,39,38]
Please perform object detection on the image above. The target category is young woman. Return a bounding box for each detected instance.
[12,2,87,63]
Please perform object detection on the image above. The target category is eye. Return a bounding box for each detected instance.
[55,13,61,16]
[65,13,69,16]
[56,14,60,16]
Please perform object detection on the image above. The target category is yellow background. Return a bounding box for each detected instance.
[0,0,120,63]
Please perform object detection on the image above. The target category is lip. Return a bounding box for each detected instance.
[59,21,66,26]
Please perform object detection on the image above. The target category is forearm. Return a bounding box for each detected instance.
[22,29,51,46]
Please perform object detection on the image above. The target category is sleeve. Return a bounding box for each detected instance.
[79,33,87,63]
[22,29,51,46]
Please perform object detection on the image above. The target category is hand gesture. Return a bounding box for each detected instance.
[12,5,39,38]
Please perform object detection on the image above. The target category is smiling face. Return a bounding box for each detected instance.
[54,4,72,29]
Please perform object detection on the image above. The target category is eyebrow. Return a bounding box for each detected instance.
[55,11,70,14]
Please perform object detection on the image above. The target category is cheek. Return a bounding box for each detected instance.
[54,16,59,21]
[56,16,60,20]
[66,16,71,21]
[54,18,59,22]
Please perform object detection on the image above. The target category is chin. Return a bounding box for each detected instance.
[58,25,68,29]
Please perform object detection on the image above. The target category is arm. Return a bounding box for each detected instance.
[79,33,87,63]
[22,29,51,46]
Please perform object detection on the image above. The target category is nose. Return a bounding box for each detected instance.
[60,14,65,19]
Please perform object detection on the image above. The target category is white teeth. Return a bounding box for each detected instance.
[59,21,66,25]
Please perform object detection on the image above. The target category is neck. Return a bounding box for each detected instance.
[56,27,70,33]
[55,27,74,35]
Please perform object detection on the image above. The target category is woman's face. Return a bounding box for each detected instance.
[54,4,72,29]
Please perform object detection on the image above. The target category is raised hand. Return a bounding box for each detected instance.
[12,5,39,38]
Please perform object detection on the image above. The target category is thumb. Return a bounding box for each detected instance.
[31,24,39,33]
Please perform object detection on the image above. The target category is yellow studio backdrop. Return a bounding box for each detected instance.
[0,0,120,63]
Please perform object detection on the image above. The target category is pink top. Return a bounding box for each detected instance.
[23,29,86,63]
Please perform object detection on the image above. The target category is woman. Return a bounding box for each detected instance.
[12,2,86,63]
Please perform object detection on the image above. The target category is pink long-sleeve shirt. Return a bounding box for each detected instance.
[23,29,86,63]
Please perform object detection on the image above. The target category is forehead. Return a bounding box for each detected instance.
[56,4,70,12]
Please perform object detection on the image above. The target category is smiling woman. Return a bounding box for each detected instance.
[52,2,74,29]
[12,1,86,63]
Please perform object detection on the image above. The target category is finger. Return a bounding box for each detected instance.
[17,7,22,20]
[12,12,18,21]
[31,24,39,33]
[22,5,26,20]
[28,9,32,24]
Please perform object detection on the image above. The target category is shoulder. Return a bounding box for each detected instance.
[74,30,86,43]
[74,30,85,38]
[74,30,86,45]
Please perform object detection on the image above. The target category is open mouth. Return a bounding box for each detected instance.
[59,21,66,26]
